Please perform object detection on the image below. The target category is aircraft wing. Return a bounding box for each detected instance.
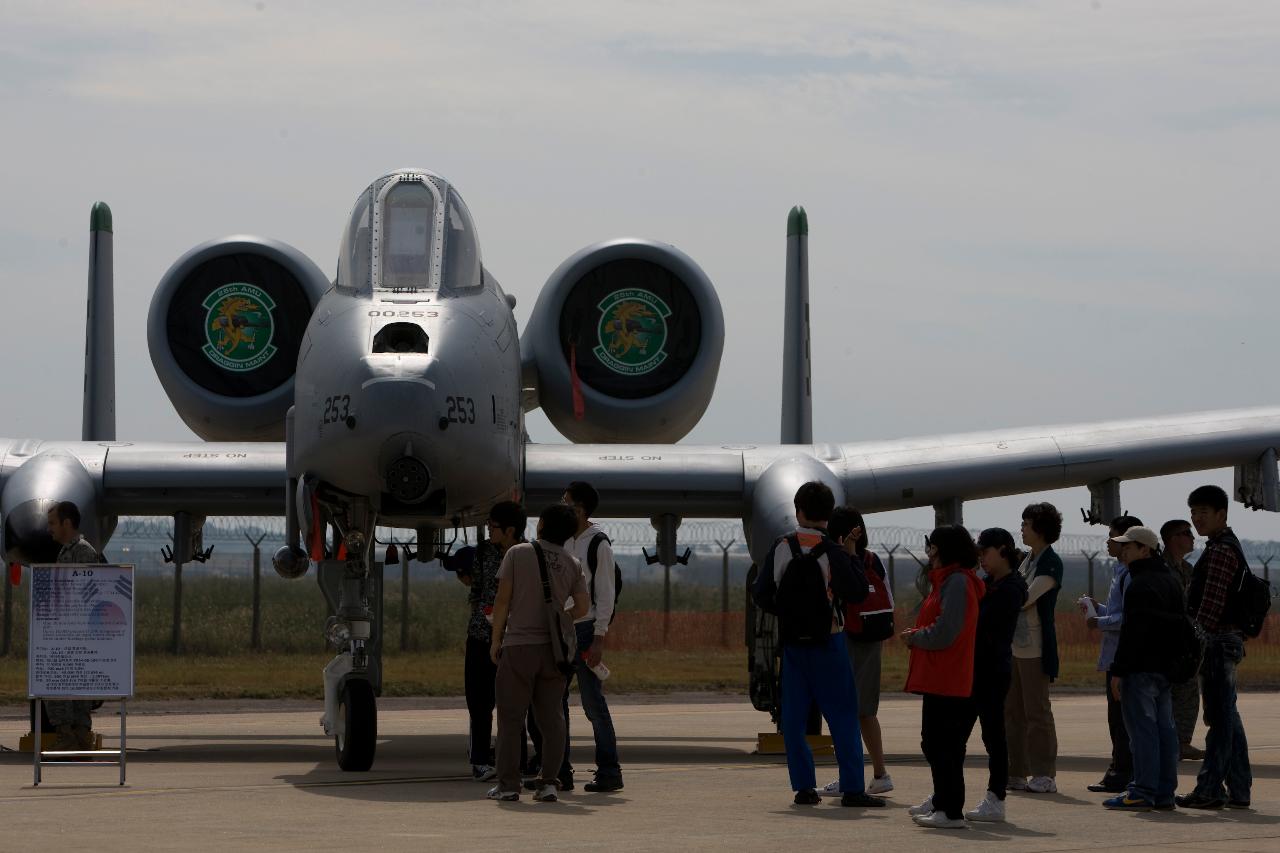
[525,405,1280,561]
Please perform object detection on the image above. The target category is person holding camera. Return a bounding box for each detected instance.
[487,504,590,803]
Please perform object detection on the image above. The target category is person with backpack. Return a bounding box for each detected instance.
[1104,526,1189,811]
[752,481,878,808]
[819,506,894,798]
[1177,485,1253,810]
[488,504,590,802]
[958,528,1028,823]
[1081,514,1143,794]
[536,480,624,793]
[903,525,985,829]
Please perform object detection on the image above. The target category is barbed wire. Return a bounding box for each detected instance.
[109,516,1280,562]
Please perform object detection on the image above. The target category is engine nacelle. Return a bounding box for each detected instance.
[147,236,329,441]
[522,240,723,443]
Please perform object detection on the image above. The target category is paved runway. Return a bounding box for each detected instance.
[1,692,1277,851]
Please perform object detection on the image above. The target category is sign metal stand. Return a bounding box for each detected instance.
[27,563,135,787]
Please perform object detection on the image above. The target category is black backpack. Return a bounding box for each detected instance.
[1231,567,1273,640]
[1222,539,1272,639]
[587,532,623,625]
[775,535,838,646]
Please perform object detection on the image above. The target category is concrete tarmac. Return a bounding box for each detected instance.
[1,692,1277,852]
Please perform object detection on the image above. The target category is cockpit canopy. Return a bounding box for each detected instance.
[338,170,482,295]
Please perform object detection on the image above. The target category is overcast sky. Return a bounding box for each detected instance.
[2,1,1278,539]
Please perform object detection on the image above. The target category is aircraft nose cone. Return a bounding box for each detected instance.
[3,500,59,564]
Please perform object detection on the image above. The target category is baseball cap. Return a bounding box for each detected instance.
[1109,525,1159,550]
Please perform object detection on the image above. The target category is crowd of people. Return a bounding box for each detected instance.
[452,481,624,802]
[743,481,1257,828]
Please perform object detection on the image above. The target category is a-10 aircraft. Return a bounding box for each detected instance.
[3,168,1277,770]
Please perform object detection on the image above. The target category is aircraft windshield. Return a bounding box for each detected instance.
[337,172,482,295]
[337,187,373,292]
[441,190,482,292]
[380,182,437,291]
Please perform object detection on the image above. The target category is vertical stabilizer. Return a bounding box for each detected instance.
[780,206,812,444]
[82,202,116,441]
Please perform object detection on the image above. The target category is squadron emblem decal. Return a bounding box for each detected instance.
[202,283,278,372]
[594,288,672,376]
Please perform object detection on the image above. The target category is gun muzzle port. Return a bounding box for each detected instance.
[385,457,431,503]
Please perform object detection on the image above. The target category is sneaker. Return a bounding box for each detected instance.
[526,774,574,792]
[819,779,842,797]
[1179,743,1206,761]
[485,786,519,802]
[1174,792,1225,810]
[1153,801,1176,811]
[794,789,821,805]
[841,792,886,808]
[1226,799,1252,810]
[1086,780,1127,793]
[908,795,935,816]
[584,777,623,793]
[1026,776,1057,794]
[912,811,967,829]
[965,791,1006,822]
[532,784,558,802]
[1006,777,1028,792]
[472,764,497,782]
[867,773,894,795]
[1103,793,1153,811]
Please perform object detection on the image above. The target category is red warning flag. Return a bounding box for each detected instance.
[7,563,20,587]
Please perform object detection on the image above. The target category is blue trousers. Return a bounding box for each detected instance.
[1194,633,1251,802]
[781,632,865,793]
[1120,672,1178,806]
[536,620,622,783]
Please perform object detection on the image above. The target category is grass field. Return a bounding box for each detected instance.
[3,644,1280,704]
[4,573,1280,702]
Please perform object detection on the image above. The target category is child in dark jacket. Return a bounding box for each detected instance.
[957,528,1029,823]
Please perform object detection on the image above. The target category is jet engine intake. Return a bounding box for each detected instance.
[147,236,329,441]
[522,240,723,443]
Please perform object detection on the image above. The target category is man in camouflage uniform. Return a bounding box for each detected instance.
[45,500,102,751]
[1161,518,1205,761]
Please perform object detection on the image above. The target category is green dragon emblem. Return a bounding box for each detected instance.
[202,283,278,372]
[594,288,672,376]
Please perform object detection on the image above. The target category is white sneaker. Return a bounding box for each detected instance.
[964,791,1006,822]
[485,785,518,801]
[867,774,894,795]
[1006,776,1028,791]
[912,811,967,829]
[472,764,497,782]
[819,779,841,797]
[908,795,935,816]
[1026,776,1057,794]
[532,784,558,802]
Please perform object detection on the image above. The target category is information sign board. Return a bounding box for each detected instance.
[28,564,135,698]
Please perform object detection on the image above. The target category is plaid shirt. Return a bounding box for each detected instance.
[1190,529,1240,633]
